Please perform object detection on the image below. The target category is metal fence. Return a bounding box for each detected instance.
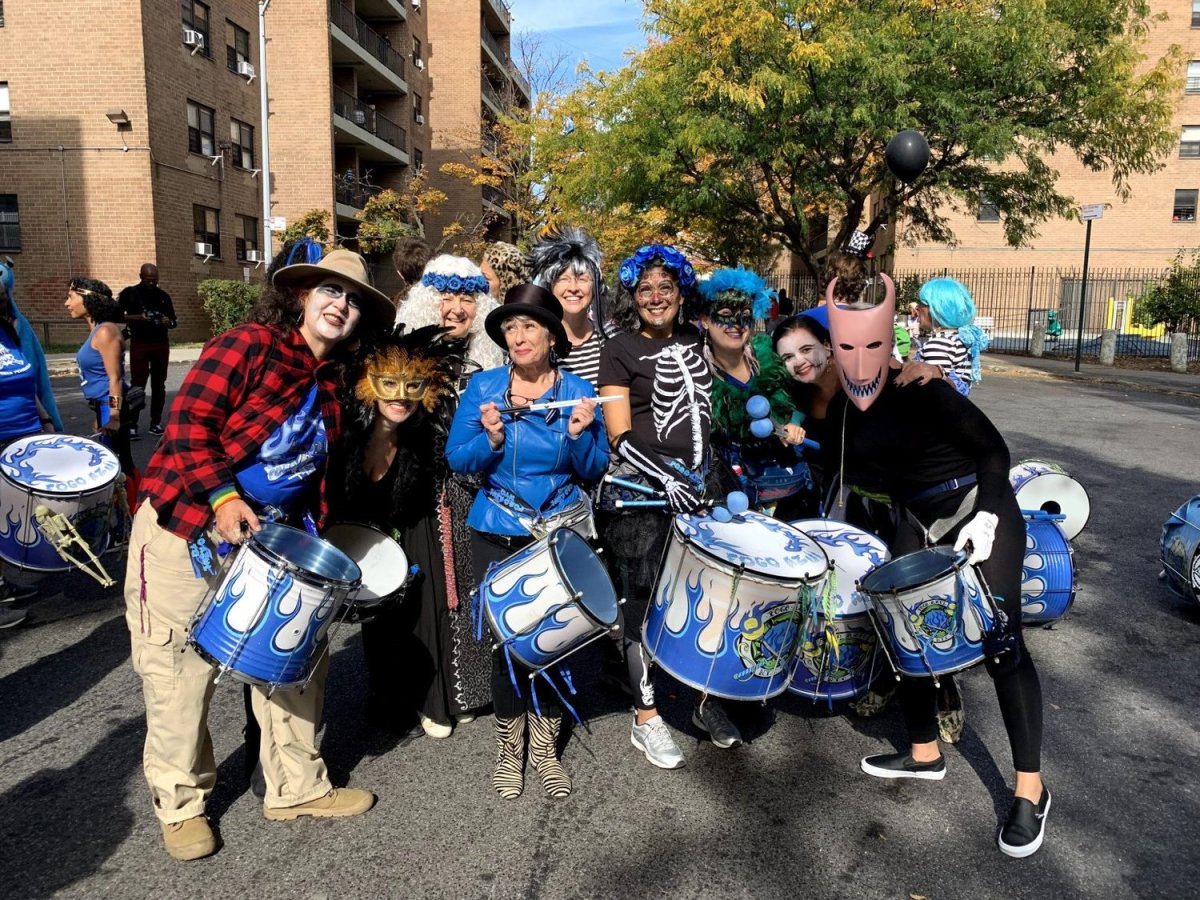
[765,266,1200,360]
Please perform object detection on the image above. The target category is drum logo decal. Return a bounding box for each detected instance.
[797,624,874,684]
[735,603,802,679]
[908,594,958,643]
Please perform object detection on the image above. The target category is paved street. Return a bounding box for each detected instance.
[1,364,1198,899]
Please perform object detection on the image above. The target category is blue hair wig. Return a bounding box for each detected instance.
[697,267,775,320]
[918,277,976,329]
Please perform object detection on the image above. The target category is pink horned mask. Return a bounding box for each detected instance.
[825,274,896,411]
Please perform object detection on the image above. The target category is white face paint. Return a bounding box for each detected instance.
[776,328,831,383]
[301,280,362,346]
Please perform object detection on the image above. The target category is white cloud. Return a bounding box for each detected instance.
[510,0,645,80]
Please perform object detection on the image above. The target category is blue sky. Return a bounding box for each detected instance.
[509,0,646,89]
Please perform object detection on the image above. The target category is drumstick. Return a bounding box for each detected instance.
[614,499,718,510]
[604,475,665,497]
[497,395,621,416]
[1021,509,1066,521]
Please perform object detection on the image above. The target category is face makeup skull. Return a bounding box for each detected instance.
[825,273,896,411]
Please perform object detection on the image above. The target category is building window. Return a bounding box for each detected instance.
[414,148,423,171]
[977,191,1000,222]
[0,82,10,143]
[235,215,258,261]
[1193,0,1200,27]
[230,119,255,169]
[412,36,422,66]
[0,2,5,27]
[187,100,216,155]
[226,21,251,72]
[413,93,423,124]
[1188,61,1200,94]
[193,205,221,257]
[1173,189,1197,222]
[0,195,19,252]
[1182,126,1200,158]
[181,0,211,56]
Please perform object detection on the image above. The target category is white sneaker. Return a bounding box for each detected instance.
[631,715,685,769]
[419,714,452,739]
[455,713,477,725]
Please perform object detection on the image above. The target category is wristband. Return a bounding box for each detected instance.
[210,485,240,512]
[109,395,122,411]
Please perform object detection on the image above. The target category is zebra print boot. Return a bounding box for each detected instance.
[527,715,572,799]
[492,715,526,800]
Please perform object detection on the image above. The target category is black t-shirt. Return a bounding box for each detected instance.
[598,329,711,468]
[118,283,176,342]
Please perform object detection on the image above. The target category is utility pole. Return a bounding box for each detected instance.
[258,0,273,264]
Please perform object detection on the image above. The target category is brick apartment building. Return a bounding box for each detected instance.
[0,0,517,342]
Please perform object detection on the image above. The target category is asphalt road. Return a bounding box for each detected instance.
[1,366,1198,899]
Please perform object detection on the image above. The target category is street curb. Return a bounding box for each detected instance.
[984,362,1200,401]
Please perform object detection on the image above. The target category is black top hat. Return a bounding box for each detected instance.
[485,282,570,356]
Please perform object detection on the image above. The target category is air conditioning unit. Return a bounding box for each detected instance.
[415,58,425,70]
[352,110,368,126]
[237,60,256,81]
[245,250,263,263]
[412,0,421,9]
[194,242,213,258]
[415,113,425,126]
[182,29,205,54]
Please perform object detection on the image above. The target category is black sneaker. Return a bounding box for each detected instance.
[861,751,946,780]
[128,425,141,441]
[0,581,39,604]
[998,787,1051,858]
[149,423,165,436]
[0,607,28,629]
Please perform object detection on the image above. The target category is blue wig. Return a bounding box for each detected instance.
[0,259,65,430]
[697,267,774,321]
[919,277,990,381]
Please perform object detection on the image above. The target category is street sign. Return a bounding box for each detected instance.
[1080,203,1105,221]
[268,216,287,231]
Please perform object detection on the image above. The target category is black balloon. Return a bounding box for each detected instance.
[885,130,930,184]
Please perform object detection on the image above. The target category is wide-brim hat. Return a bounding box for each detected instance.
[272,248,394,323]
[485,283,570,356]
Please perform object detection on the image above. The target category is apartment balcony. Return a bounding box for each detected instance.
[329,0,409,94]
[333,86,410,164]
[482,76,505,114]
[335,176,384,221]
[354,0,407,21]
[509,63,531,102]
[482,28,531,104]
[482,183,510,218]
[482,0,511,34]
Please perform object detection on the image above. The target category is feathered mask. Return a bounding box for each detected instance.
[697,267,774,321]
[354,324,460,414]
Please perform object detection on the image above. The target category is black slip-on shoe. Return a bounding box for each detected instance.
[998,787,1051,858]
[860,751,946,780]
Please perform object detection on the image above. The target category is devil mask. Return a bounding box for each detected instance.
[825,274,895,411]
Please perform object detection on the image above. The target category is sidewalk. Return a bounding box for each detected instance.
[46,345,1199,399]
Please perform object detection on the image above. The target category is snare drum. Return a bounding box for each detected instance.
[482,527,619,671]
[860,546,995,679]
[0,434,120,571]
[322,523,408,608]
[645,511,829,702]
[1021,516,1076,623]
[1009,459,1090,540]
[786,520,890,701]
[189,522,361,689]
[1161,495,1200,604]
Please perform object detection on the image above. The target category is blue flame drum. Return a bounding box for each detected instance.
[786,520,890,701]
[860,547,996,679]
[1009,458,1090,541]
[188,522,361,689]
[1161,495,1200,604]
[644,511,830,701]
[1021,515,1076,623]
[482,527,619,671]
[0,434,120,571]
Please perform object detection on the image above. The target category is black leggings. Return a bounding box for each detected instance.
[892,488,1043,772]
[472,530,563,719]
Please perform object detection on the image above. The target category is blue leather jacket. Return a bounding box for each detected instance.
[447,365,609,536]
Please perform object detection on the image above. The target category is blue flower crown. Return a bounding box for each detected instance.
[697,267,775,321]
[617,244,697,292]
[421,272,490,294]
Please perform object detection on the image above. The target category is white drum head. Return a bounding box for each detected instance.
[789,519,891,617]
[674,509,829,581]
[322,523,408,603]
[0,435,119,494]
[1010,467,1090,541]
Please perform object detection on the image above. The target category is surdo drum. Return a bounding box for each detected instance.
[322,522,409,608]
[644,510,829,702]
[1161,495,1200,604]
[1020,514,1076,623]
[1009,459,1090,541]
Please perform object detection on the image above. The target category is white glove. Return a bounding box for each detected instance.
[953,511,998,564]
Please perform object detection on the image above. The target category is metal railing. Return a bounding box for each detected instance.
[334,175,383,210]
[482,77,504,110]
[333,86,408,152]
[329,0,406,80]
[482,28,508,65]
[509,62,531,100]
[483,0,511,30]
[765,265,1200,360]
[482,183,507,210]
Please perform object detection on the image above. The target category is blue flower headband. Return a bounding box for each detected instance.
[697,267,774,321]
[421,272,490,294]
[617,244,697,292]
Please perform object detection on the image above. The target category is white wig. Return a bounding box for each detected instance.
[395,253,505,370]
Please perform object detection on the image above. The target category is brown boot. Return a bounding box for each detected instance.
[263,788,376,821]
[527,715,572,799]
[492,715,526,800]
[160,815,217,861]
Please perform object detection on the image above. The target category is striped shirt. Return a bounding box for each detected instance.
[917,332,972,384]
[560,323,619,387]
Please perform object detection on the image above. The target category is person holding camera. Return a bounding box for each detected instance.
[118,263,177,438]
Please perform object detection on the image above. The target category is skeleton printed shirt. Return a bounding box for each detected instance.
[598,330,712,469]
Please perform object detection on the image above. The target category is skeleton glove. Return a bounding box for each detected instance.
[615,431,704,514]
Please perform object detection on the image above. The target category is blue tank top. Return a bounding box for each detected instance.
[77,324,123,401]
[0,325,42,441]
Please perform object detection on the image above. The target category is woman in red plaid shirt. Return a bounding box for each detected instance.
[123,249,393,862]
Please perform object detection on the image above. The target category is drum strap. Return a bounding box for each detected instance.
[905,486,979,545]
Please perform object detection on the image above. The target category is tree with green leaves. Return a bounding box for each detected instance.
[531,0,1181,278]
[1133,251,1200,334]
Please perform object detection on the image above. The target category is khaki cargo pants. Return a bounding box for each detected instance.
[124,503,333,823]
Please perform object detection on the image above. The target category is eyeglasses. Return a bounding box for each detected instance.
[315,283,362,310]
[635,283,679,300]
[555,271,594,286]
[710,309,754,329]
[368,373,430,402]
